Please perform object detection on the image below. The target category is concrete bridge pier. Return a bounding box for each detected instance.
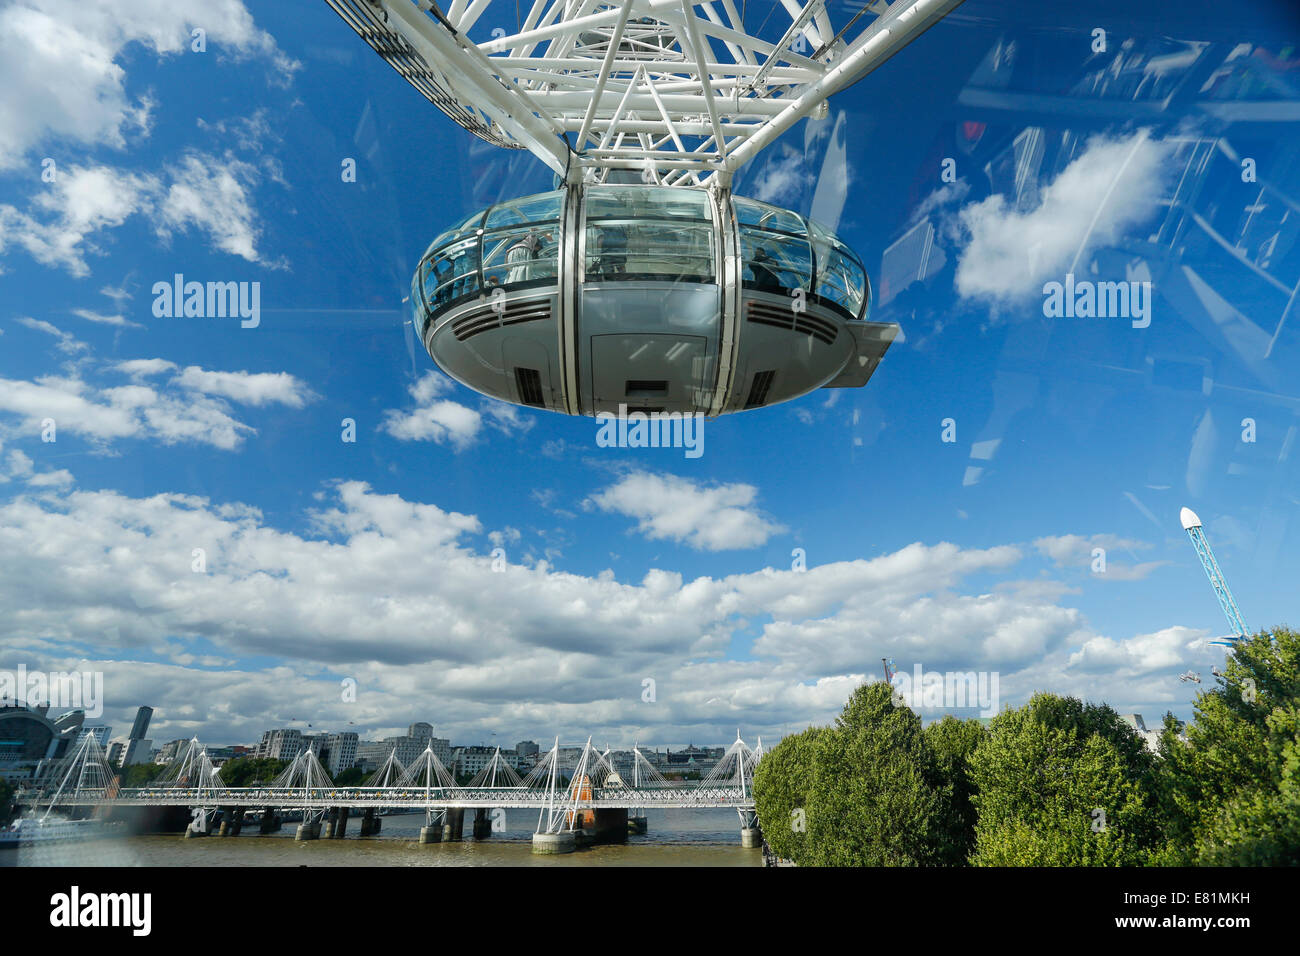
[183,808,211,838]
[322,807,339,838]
[331,806,349,838]
[358,808,381,836]
[628,814,648,835]
[295,819,322,841]
[472,807,493,839]
[218,807,245,836]
[738,808,762,848]
[531,830,576,854]
[443,808,464,841]
[419,808,443,843]
[259,808,281,834]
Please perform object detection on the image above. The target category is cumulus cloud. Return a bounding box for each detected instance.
[0,359,314,449]
[952,129,1173,302]
[587,472,786,551]
[0,473,1219,743]
[174,366,315,408]
[113,358,177,379]
[156,153,265,261]
[0,0,296,171]
[1,448,72,487]
[381,373,481,447]
[0,165,158,277]
[379,373,527,450]
[1067,626,1205,676]
[0,155,275,275]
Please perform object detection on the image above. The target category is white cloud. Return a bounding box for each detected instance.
[1034,533,1167,581]
[0,0,296,171]
[113,358,177,379]
[0,358,313,449]
[2,444,71,489]
[746,143,815,207]
[0,476,1214,744]
[174,366,315,408]
[587,472,786,551]
[0,165,158,277]
[15,316,87,354]
[1067,626,1204,676]
[0,153,275,275]
[952,129,1172,302]
[156,152,264,262]
[381,373,485,449]
[71,308,140,329]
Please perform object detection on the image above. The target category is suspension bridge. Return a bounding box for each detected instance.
[16,732,767,852]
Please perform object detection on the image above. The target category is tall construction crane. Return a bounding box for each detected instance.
[1180,507,1250,646]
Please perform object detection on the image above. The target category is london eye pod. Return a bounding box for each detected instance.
[326,0,967,416]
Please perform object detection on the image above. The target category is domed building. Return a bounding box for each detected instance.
[0,703,82,781]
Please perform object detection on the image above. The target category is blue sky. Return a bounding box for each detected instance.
[1,0,1298,750]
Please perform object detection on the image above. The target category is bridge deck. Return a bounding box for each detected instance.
[19,785,753,811]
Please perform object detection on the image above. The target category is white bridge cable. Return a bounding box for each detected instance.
[270,748,335,793]
[402,745,459,790]
[519,746,558,789]
[631,746,674,789]
[38,731,118,821]
[698,733,755,793]
[151,737,225,790]
[364,748,410,788]
[467,747,525,788]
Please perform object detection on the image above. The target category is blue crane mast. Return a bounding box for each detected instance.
[1180,507,1249,646]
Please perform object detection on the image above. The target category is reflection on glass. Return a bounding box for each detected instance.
[484,191,563,229]
[586,185,712,221]
[740,228,812,293]
[418,191,567,326]
[422,235,480,309]
[809,220,867,318]
[734,197,805,235]
[584,221,714,281]
[426,210,485,253]
[482,227,558,287]
[734,197,867,317]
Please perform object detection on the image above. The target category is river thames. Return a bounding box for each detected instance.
[5,807,760,867]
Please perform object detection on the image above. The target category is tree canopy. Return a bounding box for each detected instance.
[1155,626,1300,865]
[216,756,289,787]
[752,625,1299,866]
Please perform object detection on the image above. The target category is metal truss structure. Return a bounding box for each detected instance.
[18,735,766,828]
[1181,508,1250,645]
[325,0,964,184]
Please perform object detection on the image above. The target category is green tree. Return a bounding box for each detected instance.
[968,693,1161,866]
[217,757,288,786]
[333,766,366,786]
[924,715,988,864]
[802,682,951,866]
[752,727,824,861]
[1155,627,1300,865]
[119,763,166,787]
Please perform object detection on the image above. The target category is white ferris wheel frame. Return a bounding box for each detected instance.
[326,0,965,186]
